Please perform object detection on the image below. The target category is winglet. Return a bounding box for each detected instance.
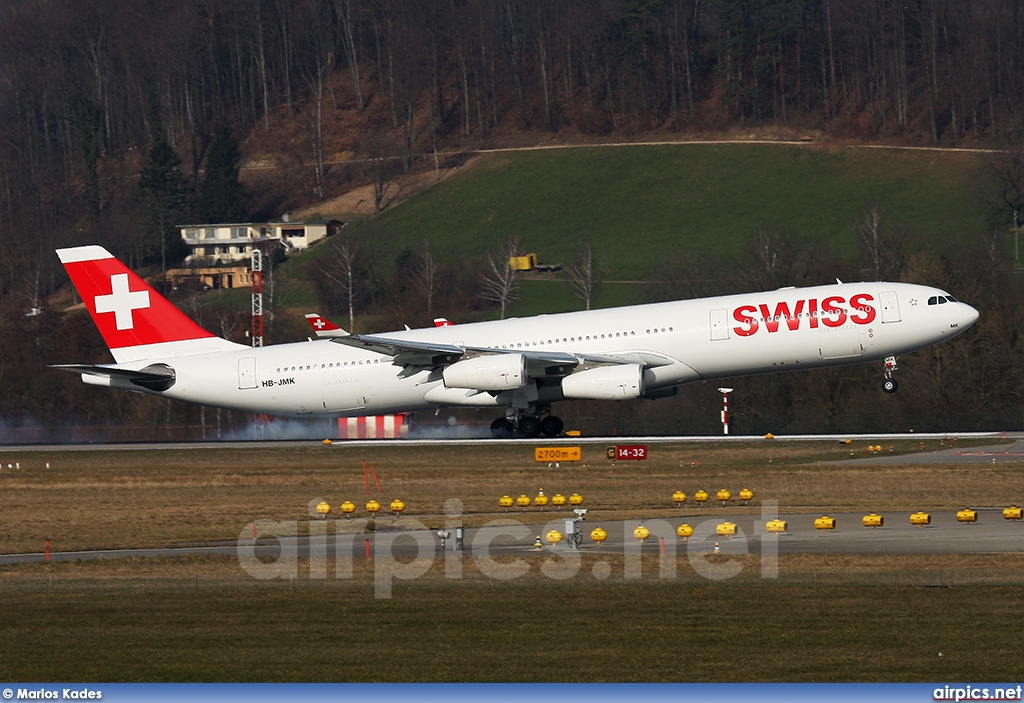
[304,313,349,338]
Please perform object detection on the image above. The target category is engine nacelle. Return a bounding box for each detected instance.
[443,354,528,391]
[561,364,645,400]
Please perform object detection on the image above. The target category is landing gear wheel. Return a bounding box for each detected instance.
[541,416,564,437]
[517,416,542,438]
[882,378,898,394]
[490,418,515,438]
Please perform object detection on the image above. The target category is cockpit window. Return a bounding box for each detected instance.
[938,296,948,304]
[928,296,938,305]
[928,295,954,305]
[946,295,958,302]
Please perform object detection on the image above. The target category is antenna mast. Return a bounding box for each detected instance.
[251,247,264,347]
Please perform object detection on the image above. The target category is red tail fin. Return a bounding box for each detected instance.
[58,245,234,362]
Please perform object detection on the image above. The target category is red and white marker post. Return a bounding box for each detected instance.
[718,387,733,435]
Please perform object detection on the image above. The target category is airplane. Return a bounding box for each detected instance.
[54,244,979,438]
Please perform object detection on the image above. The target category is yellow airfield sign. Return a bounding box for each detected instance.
[534,446,582,462]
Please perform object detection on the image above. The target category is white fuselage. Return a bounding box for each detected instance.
[129,281,977,417]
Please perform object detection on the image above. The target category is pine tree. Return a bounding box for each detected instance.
[199,122,248,223]
[139,109,188,274]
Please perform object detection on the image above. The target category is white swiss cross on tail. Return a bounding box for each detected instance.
[94,273,150,330]
[56,245,231,363]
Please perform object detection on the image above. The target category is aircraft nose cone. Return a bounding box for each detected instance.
[963,303,980,329]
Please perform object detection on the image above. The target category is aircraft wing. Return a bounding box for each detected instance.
[324,330,582,373]
[303,313,675,376]
[306,313,581,373]
[329,331,467,365]
[576,351,677,368]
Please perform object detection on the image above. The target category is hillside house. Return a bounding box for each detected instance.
[178,218,342,266]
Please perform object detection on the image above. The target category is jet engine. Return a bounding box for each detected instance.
[442,353,528,391]
[560,364,644,400]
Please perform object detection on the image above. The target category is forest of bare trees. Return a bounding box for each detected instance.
[4,0,1024,282]
[2,0,1024,436]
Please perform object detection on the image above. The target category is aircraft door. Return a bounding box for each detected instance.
[710,308,730,341]
[238,357,257,389]
[879,291,901,323]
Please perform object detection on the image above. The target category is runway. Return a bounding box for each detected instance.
[1,430,1021,453]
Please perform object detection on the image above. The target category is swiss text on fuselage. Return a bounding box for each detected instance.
[732,293,877,337]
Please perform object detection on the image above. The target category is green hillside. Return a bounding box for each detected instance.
[367,143,992,281]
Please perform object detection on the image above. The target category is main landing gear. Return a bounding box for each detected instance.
[490,412,564,438]
[882,356,899,394]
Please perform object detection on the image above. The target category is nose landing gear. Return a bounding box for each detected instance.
[882,356,898,393]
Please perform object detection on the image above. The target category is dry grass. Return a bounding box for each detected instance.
[0,439,1019,554]
[2,552,1023,681]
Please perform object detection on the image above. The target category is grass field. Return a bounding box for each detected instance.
[1,439,1019,553]
[2,439,1023,681]
[367,144,991,281]
[2,554,1024,681]
[201,143,995,326]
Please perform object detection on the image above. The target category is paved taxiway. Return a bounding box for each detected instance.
[2,509,1021,565]
[833,439,1024,465]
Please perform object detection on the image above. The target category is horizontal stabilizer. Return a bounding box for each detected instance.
[50,363,176,392]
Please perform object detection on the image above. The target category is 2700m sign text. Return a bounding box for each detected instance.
[534,447,582,462]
